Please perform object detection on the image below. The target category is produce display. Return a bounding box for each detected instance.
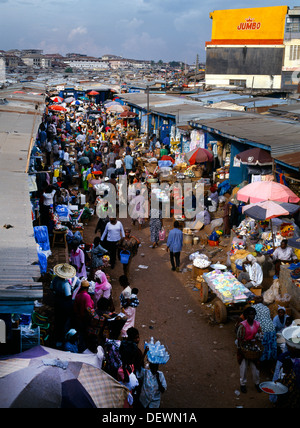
[203,270,252,304]
[193,257,211,269]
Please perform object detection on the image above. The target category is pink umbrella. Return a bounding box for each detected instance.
[237,181,300,204]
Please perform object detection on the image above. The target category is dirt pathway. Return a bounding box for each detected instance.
[48,213,274,408]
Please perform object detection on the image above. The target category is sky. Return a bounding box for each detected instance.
[1,0,300,64]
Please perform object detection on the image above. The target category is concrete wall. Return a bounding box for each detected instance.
[205,74,282,89]
[205,45,284,89]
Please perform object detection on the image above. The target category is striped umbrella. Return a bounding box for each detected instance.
[0,346,129,408]
[51,96,64,103]
[185,148,213,164]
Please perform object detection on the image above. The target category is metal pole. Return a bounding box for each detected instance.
[146,85,150,145]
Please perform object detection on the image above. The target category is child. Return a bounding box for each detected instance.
[69,239,87,279]
[136,363,167,409]
[119,276,139,338]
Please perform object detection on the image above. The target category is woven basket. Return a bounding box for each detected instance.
[240,341,263,361]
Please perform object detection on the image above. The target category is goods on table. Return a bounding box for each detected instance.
[193,257,211,269]
[203,270,252,304]
[280,222,294,237]
[144,338,170,364]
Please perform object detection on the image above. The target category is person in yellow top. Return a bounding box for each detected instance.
[86,170,96,205]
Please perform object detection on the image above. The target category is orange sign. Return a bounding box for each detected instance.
[208,6,288,45]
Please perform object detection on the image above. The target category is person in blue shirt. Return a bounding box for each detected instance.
[166,221,183,272]
[124,154,134,174]
[163,135,170,147]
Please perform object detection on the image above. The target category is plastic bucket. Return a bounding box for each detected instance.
[183,233,193,245]
[120,250,131,264]
[208,239,219,247]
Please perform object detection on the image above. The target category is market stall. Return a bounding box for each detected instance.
[201,270,255,323]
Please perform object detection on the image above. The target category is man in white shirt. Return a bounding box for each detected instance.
[63,149,69,163]
[238,254,263,288]
[101,218,125,269]
[272,239,297,277]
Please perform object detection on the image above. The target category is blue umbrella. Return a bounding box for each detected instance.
[277,202,300,216]
[287,236,300,249]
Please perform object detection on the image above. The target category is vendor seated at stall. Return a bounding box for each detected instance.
[237,254,263,289]
[271,239,297,278]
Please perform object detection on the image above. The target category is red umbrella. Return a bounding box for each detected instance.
[48,105,67,112]
[235,148,273,166]
[161,155,175,164]
[51,96,64,103]
[88,91,99,96]
[185,148,213,164]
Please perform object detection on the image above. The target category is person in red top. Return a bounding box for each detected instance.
[73,280,94,351]
[236,306,262,394]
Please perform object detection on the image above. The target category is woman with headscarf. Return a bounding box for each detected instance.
[93,270,113,309]
[149,197,162,248]
[129,190,146,229]
[273,306,288,334]
[69,239,87,279]
[253,296,277,362]
[73,280,94,351]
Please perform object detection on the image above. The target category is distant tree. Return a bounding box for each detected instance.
[65,67,73,73]
[169,61,181,68]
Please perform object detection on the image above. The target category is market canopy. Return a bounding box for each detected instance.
[242,200,290,221]
[237,181,300,204]
[185,148,213,165]
[119,110,137,118]
[106,104,128,113]
[87,91,99,96]
[235,148,273,166]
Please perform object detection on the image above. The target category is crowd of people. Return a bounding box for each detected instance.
[30,92,300,409]
[32,93,169,409]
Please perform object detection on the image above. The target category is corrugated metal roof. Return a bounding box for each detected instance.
[0,85,45,306]
[189,115,300,168]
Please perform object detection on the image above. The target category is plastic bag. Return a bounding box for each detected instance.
[37,245,47,274]
[159,228,166,241]
[210,218,223,231]
[34,226,50,252]
[263,279,280,305]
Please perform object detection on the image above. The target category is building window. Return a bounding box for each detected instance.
[289,45,300,61]
[286,16,300,33]
[229,79,246,87]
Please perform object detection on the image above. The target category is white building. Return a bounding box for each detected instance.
[0,57,6,84]
[205,6,300,90]
[63,57,109,71]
